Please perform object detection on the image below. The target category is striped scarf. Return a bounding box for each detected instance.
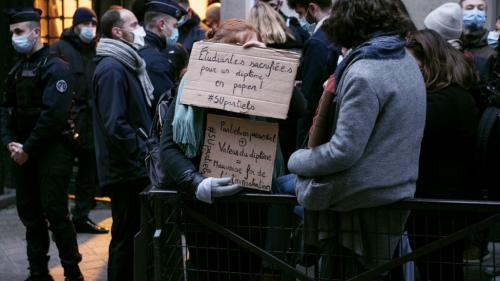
[96,38,154,107]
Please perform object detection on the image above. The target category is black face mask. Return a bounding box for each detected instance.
[305,6,316,24]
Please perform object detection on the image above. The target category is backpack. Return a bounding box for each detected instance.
[142,90,174,188]
[476,79,500,199]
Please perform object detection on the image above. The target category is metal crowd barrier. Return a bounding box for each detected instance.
[135,187,500,281]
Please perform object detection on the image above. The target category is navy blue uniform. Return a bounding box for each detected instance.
[138,31,175,111]
[92,53,152,281]
[0,45,82,276]
[178,13,207,53]
[51,28,99,224]
[296,29,339,147]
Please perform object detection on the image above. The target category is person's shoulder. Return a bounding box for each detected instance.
[440,84,475,102]
[95,56,125,70]
[138,45,156,57]
[305,30,330,48]
[94,57,129,80]
[43,54,70,75]
[50,36,72,48]
[345,55,421,87]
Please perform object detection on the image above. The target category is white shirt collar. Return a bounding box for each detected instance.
[313,16,329,33]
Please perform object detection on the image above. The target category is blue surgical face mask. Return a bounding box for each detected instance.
[488,31,499,48]
[12,30,36,54]
[463,9,486,29]
[299,17,315,35]
[78,27,96,43]
[166,28,179,46]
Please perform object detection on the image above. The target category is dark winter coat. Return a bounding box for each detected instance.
[279,11,309,49]
[138,31,175,111]
[51,28,96,149]
[296,29,339,146]
[417,85,479,199]
[462,29,498,81]
[0,45,73,156]
[92,55,152,188]
[178,13,207,53]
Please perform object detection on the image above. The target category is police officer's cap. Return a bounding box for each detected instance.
[145,0,187,20]
[4,7,42,24]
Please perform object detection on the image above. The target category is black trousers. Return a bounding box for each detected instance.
[13,141,81,273]
[71,147,97,222]
[107,183,146,281]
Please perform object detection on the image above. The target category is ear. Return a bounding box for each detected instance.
[111,26,122,39]
[158,18,166,30]
[33,26,41,37]
[308,3,316,12]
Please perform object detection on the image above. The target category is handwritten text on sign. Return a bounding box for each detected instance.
[199,114,278,192]
[180,42,300,119]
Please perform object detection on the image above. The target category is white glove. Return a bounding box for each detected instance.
[196,177,243,203]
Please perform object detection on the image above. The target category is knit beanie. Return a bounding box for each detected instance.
[424,3,463,40]
[72,7,97,26]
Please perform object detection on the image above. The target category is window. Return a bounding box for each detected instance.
[34,0,93,44]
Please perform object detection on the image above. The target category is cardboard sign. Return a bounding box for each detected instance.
[181,41,300,119]
[199,114,278,192]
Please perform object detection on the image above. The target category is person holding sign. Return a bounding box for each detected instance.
[285,0,426,279]
[160,19,265,205]
[160,19,269,281]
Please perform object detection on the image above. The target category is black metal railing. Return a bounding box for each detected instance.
[136,188,500,281]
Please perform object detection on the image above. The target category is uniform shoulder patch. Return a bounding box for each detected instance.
[56,80,68,93]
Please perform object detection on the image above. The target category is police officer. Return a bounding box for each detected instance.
[51,7,109,235]
[1,7,83,281]
[139,0,187,111]
[172,0,208,53]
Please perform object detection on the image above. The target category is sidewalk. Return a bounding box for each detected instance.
[0,205,112,281]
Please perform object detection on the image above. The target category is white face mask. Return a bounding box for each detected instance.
[12,29,37,54]
[125,26,146,49]
[488,31,499,48]
[78,26,96,43]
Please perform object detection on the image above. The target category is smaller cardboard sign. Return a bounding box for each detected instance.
[181,41,300,119]
[199,114,278,192]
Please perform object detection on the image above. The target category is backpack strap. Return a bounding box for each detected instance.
[149,89,173,137]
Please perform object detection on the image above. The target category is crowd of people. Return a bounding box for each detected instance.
[1,0,499,280]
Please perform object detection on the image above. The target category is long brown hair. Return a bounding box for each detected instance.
[406,29,476,90]
[205,18,261,44]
